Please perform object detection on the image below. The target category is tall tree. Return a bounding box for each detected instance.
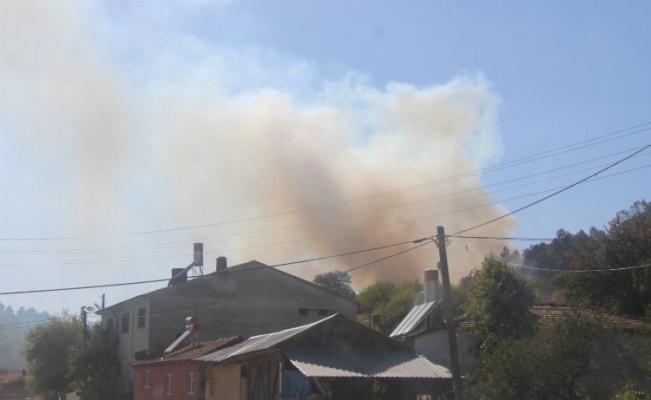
[312,270,356,299]
[21,312,80,398]
[68,324,120,400]
[464,256,536,342]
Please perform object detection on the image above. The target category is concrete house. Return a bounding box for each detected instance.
[97,245,358,395]
[131,336,242,400]
[196,314,452,400]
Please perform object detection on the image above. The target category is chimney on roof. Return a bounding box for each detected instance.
[424,269,439,302]
[193,243,203,266]
[170,268,188,285]
[216,256,227,272]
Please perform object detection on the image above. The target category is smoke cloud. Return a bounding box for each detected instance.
[1,1,515,288]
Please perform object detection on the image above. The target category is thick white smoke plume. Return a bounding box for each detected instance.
[0,2,514,288]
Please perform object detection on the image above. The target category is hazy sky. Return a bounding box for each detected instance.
[1,0,649,317]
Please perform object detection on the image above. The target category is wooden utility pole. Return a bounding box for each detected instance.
[437,225,465,400]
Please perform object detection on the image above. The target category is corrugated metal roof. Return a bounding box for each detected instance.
[284,347,452,379]
[196,315,335,363]
[390,300,441,337]
[131,336,242,365]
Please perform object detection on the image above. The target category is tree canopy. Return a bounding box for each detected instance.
[523,200,651,318]
[312,270,356,299]
[21,312,120,400]
[464,257,536,341]
[357,280,423,333]
[21,312,80,397]
[469,310,649,400]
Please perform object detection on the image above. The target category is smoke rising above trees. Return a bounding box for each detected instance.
[0,1,515,295]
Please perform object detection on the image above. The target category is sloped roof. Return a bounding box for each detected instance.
[196,315,334,363]
[284,347,452,379]
[98,260,356,313]
[390,300,442,337]
[131,336,242,366]
[196,314,452,381]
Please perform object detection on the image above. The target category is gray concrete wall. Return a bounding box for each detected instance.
[147,262,357,353]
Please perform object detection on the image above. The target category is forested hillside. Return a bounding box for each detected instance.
[0,303,49,370]
[522,200,651,318]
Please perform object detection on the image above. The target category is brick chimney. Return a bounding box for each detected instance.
[216,256,227,272]
[170,268,187,285]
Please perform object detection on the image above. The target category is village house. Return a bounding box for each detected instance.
[131,336,242,400]
[96,244,358,396]
[130,314,452,400]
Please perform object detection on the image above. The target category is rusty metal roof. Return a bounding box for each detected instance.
[284,347,452,379]
[390,300,441,337]
[131,336,242,365]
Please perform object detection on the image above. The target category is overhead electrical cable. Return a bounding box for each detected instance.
[2,162,649,267]
[345,241,433,273]
[2,150,649,260]
[0,238,425,294]
[1,122,648,242]
[451,144,651,236]
[519,262,651,273]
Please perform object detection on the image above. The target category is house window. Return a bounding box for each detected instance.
[137,307,146,329]
[143,370,150,388]
[298,308,308,316]
[187,372,195,394]
[121,313,130,333]
[318,309,329,316]
[165,374,173,395]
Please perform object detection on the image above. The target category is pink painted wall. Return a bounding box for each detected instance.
[133,363,201,400]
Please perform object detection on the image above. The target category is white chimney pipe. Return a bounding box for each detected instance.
[424,269,439,302]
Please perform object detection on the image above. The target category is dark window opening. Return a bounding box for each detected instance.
[121,313,130,334]
[298,308,308,316]
[137,307,146,329]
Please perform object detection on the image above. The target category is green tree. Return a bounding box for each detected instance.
[68,324,120,400]
[464,256,536,342]
[357,280,422,333]
[565,201,651,318]
[21,312,80,398]
[313,270,356,299]
[470,311,648,400]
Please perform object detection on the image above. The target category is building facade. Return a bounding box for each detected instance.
[98,258,358,394]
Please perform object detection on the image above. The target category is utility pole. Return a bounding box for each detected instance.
[436,225,465,400]
[80,306,88,348]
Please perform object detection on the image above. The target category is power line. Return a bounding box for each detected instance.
[1,122,648,242]
[0,238,424,295]
[519,262,651,273]
[346,241,433,273]
[0,318,49,330]
[1,144,648,259]
[0,148,645,263]
[451,144,651,236]
[448,235,556,241]
[1,160,648,267]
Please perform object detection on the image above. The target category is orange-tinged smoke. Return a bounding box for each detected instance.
[0,1,515,289]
